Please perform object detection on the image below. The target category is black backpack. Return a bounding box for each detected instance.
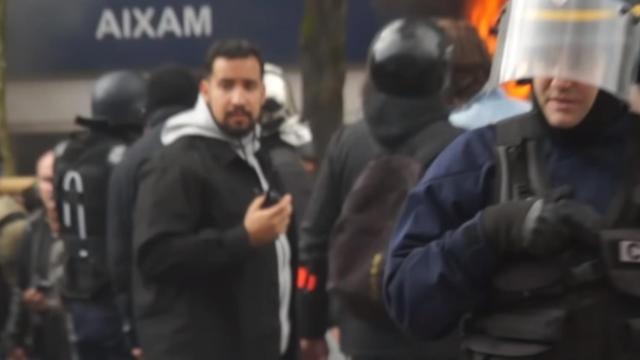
[54,131,128,300]
[327,121,460,321]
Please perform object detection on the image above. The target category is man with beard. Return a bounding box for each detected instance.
[384,1,640,359]
[133,39,297,359]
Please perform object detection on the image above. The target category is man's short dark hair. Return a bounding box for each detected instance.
[203,39,264,77]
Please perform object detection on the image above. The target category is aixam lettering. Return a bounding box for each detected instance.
[95,5,212,40]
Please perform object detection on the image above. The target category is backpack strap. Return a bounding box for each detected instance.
[494,114,548,203]
[0,196,25,231]
[0,212,25,231]
[399,120,463,169]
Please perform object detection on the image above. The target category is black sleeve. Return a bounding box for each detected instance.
[15,226,32,291]
[106,161,135,295]
[134,153,253,283]
[106,160,141,348]
[297,129,346,338]
[5,219,38,348]
[3,286,28,350]
[4,229,31,349]
[266,145,313,228]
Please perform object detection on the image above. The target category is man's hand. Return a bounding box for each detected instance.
[244,194,293,247]
[131,347,144,360]
[22,288,47,312]
[300,338,329,360]
[482,197,602,257]
[7,347,27,360]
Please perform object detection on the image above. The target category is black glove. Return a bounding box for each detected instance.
[482,196,602,257]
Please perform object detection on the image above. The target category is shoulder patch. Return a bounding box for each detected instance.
[54,140,69,158]
[108,145,127,165]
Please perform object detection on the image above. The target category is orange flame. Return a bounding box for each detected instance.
[464,0,531,100]
[464,0,504,55]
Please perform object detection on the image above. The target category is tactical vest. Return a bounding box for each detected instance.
[54,131,127,300]
[462,115,640,360]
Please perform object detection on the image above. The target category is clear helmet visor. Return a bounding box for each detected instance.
[488,0,640,100]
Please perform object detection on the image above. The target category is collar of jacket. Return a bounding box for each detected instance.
[161,96,261,146]
[200,137,252,166]
[161,95,262,163]
[532,89,630,147]
[165,128,270,169]
[145,105,189,129]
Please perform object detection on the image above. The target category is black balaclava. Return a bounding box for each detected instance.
[145,66,199,128]
[364,18,452,149]
[532,87,629,147]
[363,80,450,150]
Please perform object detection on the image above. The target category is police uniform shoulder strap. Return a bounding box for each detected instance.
[0,196,25,231]
[397,120,462,169]
[609,115,640,226]
[494,112,542,146]
[494,113,548,203]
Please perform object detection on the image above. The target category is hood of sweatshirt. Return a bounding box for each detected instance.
[161,95,262,161]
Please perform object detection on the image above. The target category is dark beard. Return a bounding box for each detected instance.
[217,118,256,138]
[208,103,258,138]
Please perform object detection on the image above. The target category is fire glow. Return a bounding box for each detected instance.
[464,0,531,99]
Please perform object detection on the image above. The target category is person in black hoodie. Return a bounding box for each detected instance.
[297,18,461,360]
[133,39,297,359]
[106,65,198,359]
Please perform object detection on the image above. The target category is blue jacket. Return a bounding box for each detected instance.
[383,111,632,340]
[449,88,532,130]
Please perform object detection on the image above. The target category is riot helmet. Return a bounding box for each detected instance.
[487,0,640,100]
[261,63,313,148]
[261,63,298,132]
[77,70,147,128]
[368,18,452,98]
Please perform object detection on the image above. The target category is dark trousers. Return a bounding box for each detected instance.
[66,299,131,360]
[30,310,73,360]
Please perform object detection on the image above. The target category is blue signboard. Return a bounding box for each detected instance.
[7,0,380,77]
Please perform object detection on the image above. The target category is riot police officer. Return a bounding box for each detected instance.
[260,63,314,221]
[384,0,640,359]
[54,70,146,360]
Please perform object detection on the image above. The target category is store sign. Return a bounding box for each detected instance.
[7,0,378,77]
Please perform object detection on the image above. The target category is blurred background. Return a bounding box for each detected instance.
[2,0,506,174]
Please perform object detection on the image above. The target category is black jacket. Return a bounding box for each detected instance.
[6,210,70,360]
[106,106,187,346]
[134,134,298,360]
[261,134,313,225]
[298,89,461,357]
[299,122,449,356]
[107,106,186,295]
[384,93,640,360]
